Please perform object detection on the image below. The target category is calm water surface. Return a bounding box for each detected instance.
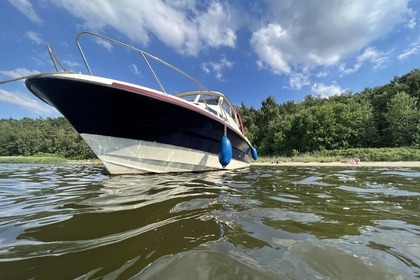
[0,164,419,279]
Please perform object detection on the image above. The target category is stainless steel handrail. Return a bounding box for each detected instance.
[75,31,209,94]
[47,44,68,72]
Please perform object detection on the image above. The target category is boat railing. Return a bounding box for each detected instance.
[75,31,210,95]
[47,44,68,73]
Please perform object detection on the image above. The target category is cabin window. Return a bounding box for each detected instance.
[197,95,218,105]
[221,102,234,118]
[179,95,196,102]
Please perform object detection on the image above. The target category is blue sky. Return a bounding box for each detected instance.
[0,0,419,119]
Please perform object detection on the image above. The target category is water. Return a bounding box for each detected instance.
[0,164,419,279]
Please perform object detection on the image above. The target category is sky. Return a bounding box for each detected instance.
[0,0,419,119]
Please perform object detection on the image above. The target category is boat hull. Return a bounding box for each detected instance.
[26,74,253,174]
[82,134,249,174]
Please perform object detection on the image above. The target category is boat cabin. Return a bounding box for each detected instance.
[175,91,245,134]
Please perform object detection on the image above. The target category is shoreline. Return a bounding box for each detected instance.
[1,157,419,168]
[251,161,420,168]
[0,156,100,165]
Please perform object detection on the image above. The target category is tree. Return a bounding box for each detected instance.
[237,103,259,143]
[0,117,95,159]
[254,96,280,154]
[334,97,378,148]
[0,119,18,155]
[385,91,420,146]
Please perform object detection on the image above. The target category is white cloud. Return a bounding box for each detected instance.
[50,0,237,56]
[398,40,420,60]
[251,0,411,75]
[311,83,346,98]
[0,89,55,114]
[288,73,310,90]
[8,0,42,24]
[0,68,54,115]
[357,47,388,69]
[340,47,389,75]
[0,68,40,80]
[61,60,82,69]
[201,57,234,81]
[25,31,43,45]
[316,71,328,78]
[406,18,416,29]
[251,23,292,75]
[130,64,140,75]
[196,2,236,49]
[95,39,113,52]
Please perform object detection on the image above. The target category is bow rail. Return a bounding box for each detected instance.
[75,31,209,95]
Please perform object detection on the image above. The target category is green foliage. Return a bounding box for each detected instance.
[317,147,420,161]
[259,147,420,163]
[0,117,95,160]
[385,92,420,146]
[241,68,420,156]
[0,156,69,164]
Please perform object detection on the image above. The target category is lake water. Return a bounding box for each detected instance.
[0,164,419,279]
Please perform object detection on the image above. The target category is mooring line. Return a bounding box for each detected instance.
[0,71,76,85]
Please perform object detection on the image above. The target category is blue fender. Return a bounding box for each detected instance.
[251,147,258,160]
[219,136,232,167]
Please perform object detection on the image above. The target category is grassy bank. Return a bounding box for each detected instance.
[0,156,71,164]
[0,156,100,164]
[258,147,420,163]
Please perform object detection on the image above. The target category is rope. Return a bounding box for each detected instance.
[0,71,77,85]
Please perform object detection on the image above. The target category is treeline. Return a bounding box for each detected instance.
[0,117,95,159]
[238,69,420,156]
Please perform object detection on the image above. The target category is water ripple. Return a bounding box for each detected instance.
[0,164,418,279]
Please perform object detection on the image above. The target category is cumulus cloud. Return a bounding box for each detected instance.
[50,0,237,56]
[7,0,414,100]
[8,0,42,24]
[251,24,292,74]
[251,1,411,75]
[311,82,347,98]
[0,89,55,114]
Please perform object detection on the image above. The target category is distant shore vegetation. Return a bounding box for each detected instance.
[238,69,420,159]
[0,155,70,164]
[0,154,100,164]
[258,147,420,163]
[0,69,419,163]
[0,117,95,160]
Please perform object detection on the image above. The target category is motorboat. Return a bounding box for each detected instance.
[25,32,258,174]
